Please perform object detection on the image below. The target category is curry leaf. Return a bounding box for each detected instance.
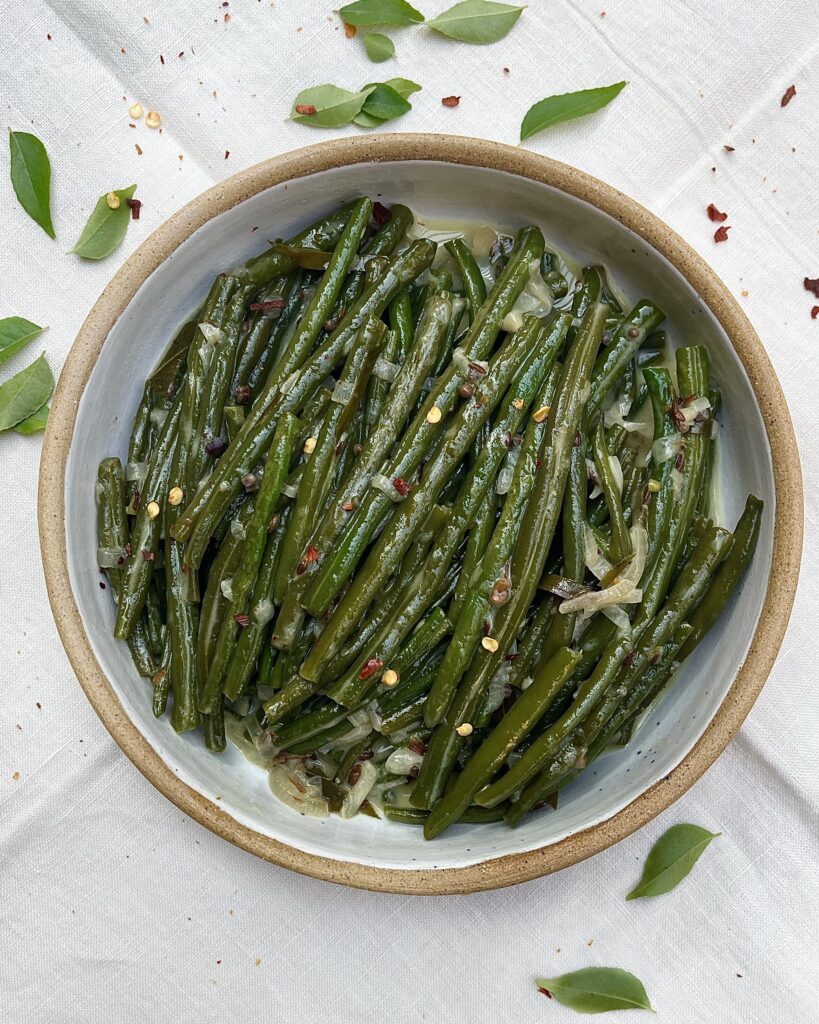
[364,32,396,62]
[536,968,653,1014]
[428,1,524,43]
[9,131,55,238]
[0,317,46,368]
[14,403,49,435]
[626,824,720,900]
[72,185,138,260]
[358,83,411,121]
[338,0,424,27]
[0,353,54,432]
[520,81,627,142]
[381,77,422,99]
[291,85,374,127]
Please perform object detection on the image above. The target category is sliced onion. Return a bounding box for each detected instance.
[97,545,128,568]
[198,322,225,346]
[220,578,233,601]
[338,759,378,819]
[385,746,425,776]
[125,460,148,485]
[382,781,416,809]
[586,457,602,500]
[224,711,274,769]
[652,435,684,465]
[373,356,400,383]
[671,466,685,497]
[562,524,648,615]
[281,482,299,499]
[452,346,470,375]
[279,370,300,395]
[470,226,498,259]
[495,447,520,495]
[229,518,246,540]
[584,524,612,580]
[253,598,276,627]
[149,407,167,429]
[331,379,354,405]
[601,605,632,633]
[268,763,329,817]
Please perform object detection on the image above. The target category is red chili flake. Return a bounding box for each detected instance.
[205,436,227,457]
[392,476,411,497]
[537,987,553,999]
[347,764,362,786]
[781,84,796,107]
[233,614,250,628]
[359,658,384,680]
[812,307,819,320]
[623,651,638,668]
[372,201,391,226]
[267,513,281,533]
[353,443,364,455]
[343,21,357,37]
[408,737,427,755]
[503,66,510,73]
[99,580,106,590]
[467,361,487,379]
[159,53,165,64]
[458,382,474,399]
[36,702,42,710]
[504,653,519,663]
[675,450,686,472]
[706,203,728,223]
[47,33,52,40]
[296,544,320,575]
[408,765,421,779]
[224,11,231,22]
[341,500,356,512]
[141,549,155,562]
[249,299,285,312]
[126,198,141,220]
[224,150,230,160]
[535,458,543,468]
[294,104,317,115]
[670,394,697,433]
[178,50,185,58]
[357,750,375,761]
[713,225,731,243]
[724,144,735,152]
[234,385,251,404]
[442,96,460,108]
[573,430,582,447]
[804,278,819,298]
[135,143,143,155]
[216,960,222,965]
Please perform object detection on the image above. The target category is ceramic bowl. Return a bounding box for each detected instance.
[39,134,802,894]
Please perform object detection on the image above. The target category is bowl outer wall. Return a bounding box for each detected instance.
[38,134,803,894]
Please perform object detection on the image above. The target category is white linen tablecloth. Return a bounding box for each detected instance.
[1,2,817,1021]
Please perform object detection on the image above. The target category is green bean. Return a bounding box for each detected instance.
[643,367,676,558]
[424,647,581,837]
[200,412,299,714]
[234,271,302,396]
[445,237,487,319]
[587,300,665,415]
[426,442,539,727]
[114,400,182,639]
[385,805,507,825]
[172,239,437,563]
[592,421,631,562]
[144,578,166,660]
[410,301,607,810]
[449,491,496,621]
[586,624,694,761]
[222,507,292,702]
[273,319,384,614]
[678,495,762,659]
[96,458,155,676]
[152,643,171,717]
[476,523,732,807]
[196,499,255,688]
[301,226,546,622]
[224,404,245,443]
[125,385,152,512]
[235,202,356,287]
[389,289,414,359]
[203,705,226,753]
[633,346,711,631]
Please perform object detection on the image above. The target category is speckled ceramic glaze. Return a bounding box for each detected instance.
[39,135,802,894]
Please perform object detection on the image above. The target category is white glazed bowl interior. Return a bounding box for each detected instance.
[65,160,773,873]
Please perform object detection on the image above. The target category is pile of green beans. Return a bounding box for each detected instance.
[96,199,762,837]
